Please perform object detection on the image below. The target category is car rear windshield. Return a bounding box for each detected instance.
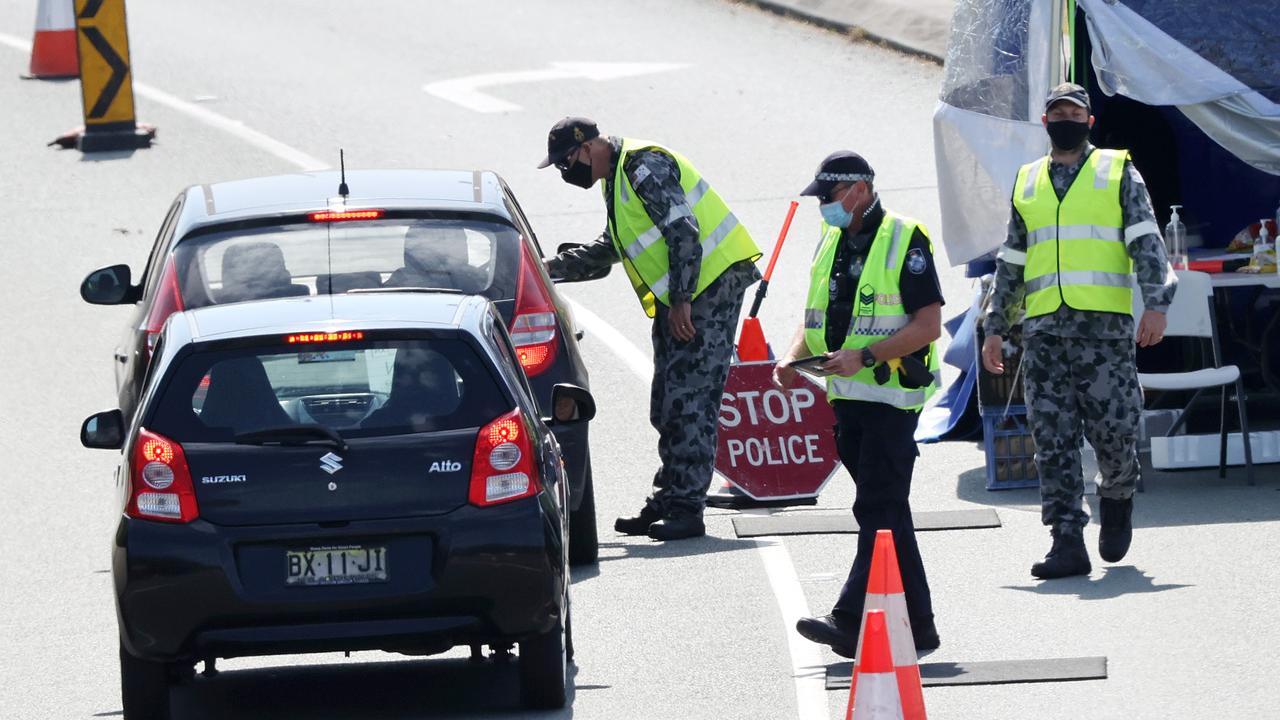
[147,337,511,442]
[171,216,520,309]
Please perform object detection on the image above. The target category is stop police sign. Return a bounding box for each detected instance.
[715,361,841,501]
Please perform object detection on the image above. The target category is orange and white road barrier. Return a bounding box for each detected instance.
[26,0,79,79]
[845,610,904,719]
[855,530,926,719]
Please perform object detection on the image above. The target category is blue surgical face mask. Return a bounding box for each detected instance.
[820,200,853,228]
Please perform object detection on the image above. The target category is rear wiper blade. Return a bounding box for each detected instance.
[233,424,348,452]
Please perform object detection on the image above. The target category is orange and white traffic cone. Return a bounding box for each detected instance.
[845,610,903,720]
[25,0,78,79]
[855,530,927,719]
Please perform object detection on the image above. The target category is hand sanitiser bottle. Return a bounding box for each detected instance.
[1165,205,1187,269]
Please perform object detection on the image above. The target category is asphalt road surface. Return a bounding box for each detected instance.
[2,1,1277,718]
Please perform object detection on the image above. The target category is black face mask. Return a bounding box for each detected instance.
[1046,120,1090,151]
[560,157,594,189]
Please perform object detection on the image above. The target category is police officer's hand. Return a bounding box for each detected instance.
[820,349,862,376]
[772,360,797,389]
[1137,310,1167,347]
[981,335,1005,375]
[669,301,696,342]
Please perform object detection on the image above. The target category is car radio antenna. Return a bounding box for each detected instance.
[338,148,349,199]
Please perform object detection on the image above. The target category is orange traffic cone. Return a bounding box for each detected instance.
[845,610,904,720]
[736,317,769,361]
[856,530,926,719]
[25,0,78,79]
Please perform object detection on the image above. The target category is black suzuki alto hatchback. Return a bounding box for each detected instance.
[80,291,592,718]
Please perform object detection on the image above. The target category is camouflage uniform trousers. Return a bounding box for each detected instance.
[1022,333,1142,534]
[646,263,755,518]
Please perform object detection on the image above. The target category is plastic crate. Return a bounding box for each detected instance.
[976,325,1025,412]
[982,407,1040,490]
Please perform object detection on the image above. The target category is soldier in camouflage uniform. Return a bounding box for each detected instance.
[537,117,761,541]
[982,84,1177,579]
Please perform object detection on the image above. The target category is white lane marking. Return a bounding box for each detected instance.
[563,298,653,382]
[567,296,830,720]
[0,35,824,715]
[0,32,328,172]
[424,61,687,113]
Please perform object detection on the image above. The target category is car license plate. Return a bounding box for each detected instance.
[286,545,387,586]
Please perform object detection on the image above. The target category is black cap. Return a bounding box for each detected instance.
[537,116,600,169]
[799,151,875,198]
[1044,82,1090,112]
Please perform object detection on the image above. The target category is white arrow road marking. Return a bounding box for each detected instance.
[423,61,687,113]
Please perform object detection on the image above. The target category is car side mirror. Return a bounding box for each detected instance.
[550,243,610,283]
[81,409,125,450]
[545,383,596,425]
[81,264,141,305]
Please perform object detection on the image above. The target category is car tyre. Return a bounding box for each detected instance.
[119,643,172,720]
[568,460,598,566]
[518,603,568,709]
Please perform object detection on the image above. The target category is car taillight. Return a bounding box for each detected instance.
[469,409,538,507]
[143,257,184,358]
[128,428,199,523]
[511,240,559,377]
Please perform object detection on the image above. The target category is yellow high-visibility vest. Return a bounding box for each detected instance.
[803,211,939,410]
[607,138,761,317]
[1015,149,1133,317]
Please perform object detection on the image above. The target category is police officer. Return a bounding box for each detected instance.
[538,117,762,541]
[981,83,1176,579]
[775,152,942,656]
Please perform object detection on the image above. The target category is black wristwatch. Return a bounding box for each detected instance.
[861,347,877,368]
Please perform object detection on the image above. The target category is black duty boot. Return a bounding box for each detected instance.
[614,506,662,536]
[1030,529,1091,579]
[647,515,705,541]
[795,614,858,658]
[1098,497,1134,563]
[910,618,941,651]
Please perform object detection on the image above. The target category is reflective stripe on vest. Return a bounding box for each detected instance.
[801,210,940,411]
[1015,148,1133,318]
[608,139,761,317]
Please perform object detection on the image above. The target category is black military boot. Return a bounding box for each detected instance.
[911,617,941,651]
[1030,529,1091,579]
[1098,496,1134,563]
[614,505,662,536]
[647,514,705,541]
[795,614,859,658]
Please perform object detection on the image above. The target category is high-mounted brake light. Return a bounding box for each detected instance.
[511,239,559,377]
[309,209,384,222]
[470,409,538,507]
[285,331,366,344]
[128,428,199,523]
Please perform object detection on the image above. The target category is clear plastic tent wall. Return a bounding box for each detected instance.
[934,0,1280,267]
[933,0,1061,267]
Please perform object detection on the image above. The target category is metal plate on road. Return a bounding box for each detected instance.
[732,508,1002,538]
[715,361,841,501]
[825,656,1109,689]
[286,545,388,586]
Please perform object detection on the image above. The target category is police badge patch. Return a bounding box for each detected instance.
[906,248,927,275]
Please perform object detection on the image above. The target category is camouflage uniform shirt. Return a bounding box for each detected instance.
[984,144,1177,339]
[545,137,759,300]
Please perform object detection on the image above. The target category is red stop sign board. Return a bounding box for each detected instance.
[714,361,841,501]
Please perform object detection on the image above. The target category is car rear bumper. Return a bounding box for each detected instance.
[114,497,565,663]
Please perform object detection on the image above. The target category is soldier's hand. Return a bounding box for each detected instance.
[669,301,696,342]
[981,335,1005,375]
[820,349,861,376]
[1137,310,1167,347]
[772,360,797,389]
